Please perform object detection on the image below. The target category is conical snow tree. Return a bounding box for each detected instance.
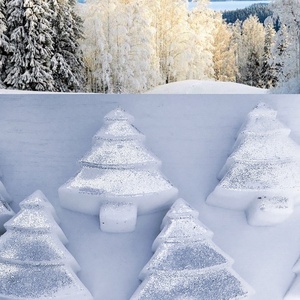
[59,108,178,232]
[131,198,254,299]
[0,190,93,300]
[207,102,300,226]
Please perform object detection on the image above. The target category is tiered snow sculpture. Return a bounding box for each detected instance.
[59,108,178,233]
[131,198,254,299]
[0,175,14,234]
[207,102,300,226]
[0,190,93,300]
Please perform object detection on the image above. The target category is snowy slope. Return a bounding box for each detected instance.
[0,94,300,300]
[146,80,268,94]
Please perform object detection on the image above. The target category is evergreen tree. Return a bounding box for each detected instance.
[0,0,9,87]
[51,0,84,92]
[4,0,55,91]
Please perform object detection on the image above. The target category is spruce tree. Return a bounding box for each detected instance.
[51,0,84,92]
[4,0,55,91]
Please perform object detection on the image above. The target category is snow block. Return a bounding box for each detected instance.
[100,202,137,233]
[285,275,300,300]
[131,268,254,300]
[0,201,14,234]
[246,196,294,226]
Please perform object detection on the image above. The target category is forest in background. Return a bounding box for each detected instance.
[0,0,299,93]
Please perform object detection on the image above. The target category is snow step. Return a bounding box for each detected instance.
[99,202,137,233]
[246,196,294,226]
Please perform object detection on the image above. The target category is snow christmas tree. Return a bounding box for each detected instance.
[207,102,300,226]
[0,190,93,300]
[131,198,254,299]
[0,173,14,234]
[59,108,178,233]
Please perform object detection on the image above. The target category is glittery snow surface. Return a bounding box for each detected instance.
[154,217,213,249]
[4,208,67,243]
[220,161,300,191]
[0,200,14,215]
[257,196,291,212]
[230,134,300,163]
[132,268,252,300]
[94,120,145,142]
[104,107,135,123]
[81,140,161,169]
[67,167,175,197]
[0,262,92,299]
[0,230,79,270]
[141,240,232,277]
[247,102,277,119]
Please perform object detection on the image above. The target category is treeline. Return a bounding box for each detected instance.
[223,4,272,24]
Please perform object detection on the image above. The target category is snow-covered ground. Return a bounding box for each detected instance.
[146,80,268,94]
[0,93,300,299]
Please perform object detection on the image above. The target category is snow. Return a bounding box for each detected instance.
[1,93,300,299]
[100,202,138,233]
[145,80,268,94]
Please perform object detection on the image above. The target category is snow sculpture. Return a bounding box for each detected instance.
[0,190,93,300]
[131,199,254,299]
[59,108,178,233]
[0,176,14,234]
[207,102,300,226]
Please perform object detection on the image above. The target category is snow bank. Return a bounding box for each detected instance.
[146,80,268,94]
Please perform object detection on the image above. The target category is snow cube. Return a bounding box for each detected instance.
[246,196,294,226]
[100,202,137,233]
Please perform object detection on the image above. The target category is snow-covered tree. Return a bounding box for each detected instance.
[239,15,265,87]
[212,15,237,82]
[131,199,254,299]
[51,0,85,92]
[0,190,93,300]
[207,103,300,226]
[271,0,300,92]
[4,0,55,91]
[187,0,215,80]
[0,0,9,87]
[260,17,277,88]
[59,108,178,233]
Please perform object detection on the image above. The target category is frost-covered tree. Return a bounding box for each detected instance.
[212,15,237,82]
[260,17,277,88]
[239,15,265,87]
[4,0,55,91]
[187,0,215,80]
[51,0,85,92]
[271,0,300,93]
[0,0,9,87]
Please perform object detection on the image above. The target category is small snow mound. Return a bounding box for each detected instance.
[145,80,268,94]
